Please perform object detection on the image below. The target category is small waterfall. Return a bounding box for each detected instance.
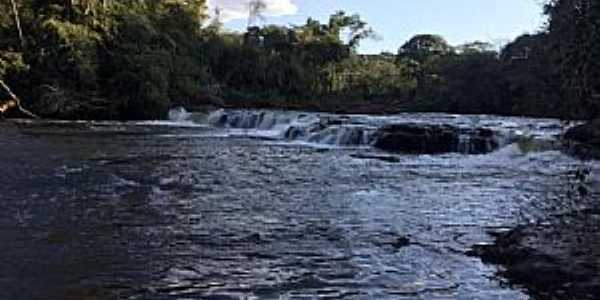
[208,110,299,130]
[309,126,375,146]
[207,109,227,126]
[168,107,192,122]
[207,110,374,147]
[205,109,562,154]
[457,131,473,154]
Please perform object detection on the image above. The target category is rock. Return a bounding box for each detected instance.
[563,121,600,159]
[240,232,263,244]
[564,123,599,145]
[391,236,411,249]
[373,123,458,154]
[373,123,499,154]
[469,128,500,154]
[470,222,600,299]
[284,126,304,140]
[207,109,228,127]
[350,153,401,163]
[469,229,571,296]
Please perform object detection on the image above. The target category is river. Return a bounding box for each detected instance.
[0,109,597,299]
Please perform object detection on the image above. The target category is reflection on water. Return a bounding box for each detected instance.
[0,111,597,299]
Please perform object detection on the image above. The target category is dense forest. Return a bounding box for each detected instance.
[0,0,598,120]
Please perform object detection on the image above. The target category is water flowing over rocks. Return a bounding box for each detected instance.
[373,123,499,154]
[205,109,523,154]
[168,107,192,122]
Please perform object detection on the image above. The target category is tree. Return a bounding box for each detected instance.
[546,0,600,119]
[247,0,266,28]
[500,33,565,117]
[457,41,494,54]
[397,34,453,64]
[327,11,376,49]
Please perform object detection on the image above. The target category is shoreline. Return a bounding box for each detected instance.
[469,215,600,299]
[468,164,600,299]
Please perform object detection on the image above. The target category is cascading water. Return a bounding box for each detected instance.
[457,131,473,154]
[168,107,192,122]
[206,109,377,147]
[161,108,567,154]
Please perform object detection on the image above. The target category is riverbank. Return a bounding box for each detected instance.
[469,164,600,299]
[470,215,600,299]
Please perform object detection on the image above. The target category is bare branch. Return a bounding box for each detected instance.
[9,0,25,50]
[0,79,40,119]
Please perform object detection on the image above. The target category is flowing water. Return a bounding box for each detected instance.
[0,109,598,299]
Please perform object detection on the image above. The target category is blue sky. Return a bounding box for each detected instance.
[209,0,547,53]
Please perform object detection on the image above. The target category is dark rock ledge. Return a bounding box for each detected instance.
[373,123,499,154]
[563,121,600,159]
[468,214,600,300]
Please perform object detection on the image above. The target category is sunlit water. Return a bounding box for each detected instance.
[0,109,597,299]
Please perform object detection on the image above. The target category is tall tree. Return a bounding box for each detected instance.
[247,0,266,28]
[397,34,453,64]
[546,0,600,119]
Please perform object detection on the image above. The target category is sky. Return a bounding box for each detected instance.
[207,0,548,54]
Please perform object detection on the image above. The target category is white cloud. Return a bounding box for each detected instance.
[208,0,298,23]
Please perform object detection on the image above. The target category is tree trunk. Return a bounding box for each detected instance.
[9,0,25,50]
[0,79,39,119]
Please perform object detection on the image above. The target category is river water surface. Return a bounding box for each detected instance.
[0,110,598,299]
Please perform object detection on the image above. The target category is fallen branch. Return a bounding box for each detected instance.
[0,79,40,119]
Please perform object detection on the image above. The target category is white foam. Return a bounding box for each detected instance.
[168,107,192,122]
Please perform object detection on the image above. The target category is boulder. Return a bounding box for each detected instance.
[469,222,600,299]
[563,121,600,159]
[464,128,500,154]
[564,121,600,147]
[373,123,499,154]
[374,123,458,154]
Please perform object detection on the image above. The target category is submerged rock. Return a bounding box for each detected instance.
[350,153,401,163]
[391,236,411,249]
[373,123,499,154]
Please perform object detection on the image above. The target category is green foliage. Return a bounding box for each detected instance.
[398,34,453,65]
[0,1,590,119]
[333,56,415,98]
[0,51,27,78]
[38,18,101,85]
[546,0,600,119]
[500,34,565,117]
[0,0,214,119]
[416,52,510,114]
